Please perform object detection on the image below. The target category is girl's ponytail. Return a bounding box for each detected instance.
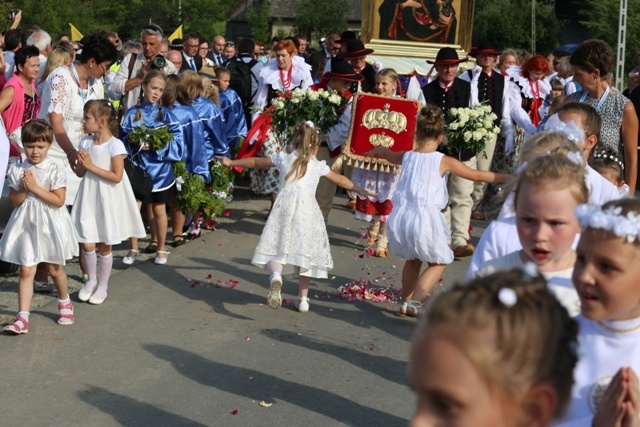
[284,121,321,184]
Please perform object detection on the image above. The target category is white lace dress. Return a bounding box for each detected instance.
[71,136,146,245]
[0,158,78,266]
[387,151,453,264]
[37,65,105,205]
[252,151,333,278]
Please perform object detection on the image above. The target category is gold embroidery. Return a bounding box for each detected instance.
[588,376,612,414]
[362,104,408,134]
[369,133,395,148]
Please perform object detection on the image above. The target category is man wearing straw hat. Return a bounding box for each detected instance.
[423,47,477,258]
[459,41,512,221]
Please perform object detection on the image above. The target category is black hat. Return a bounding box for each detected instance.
[470,41,502,57]
[169,38,183,50]
[323,60,364,82]
[427,47,468,65]
[341,39,374,59]
[336,31,357,44]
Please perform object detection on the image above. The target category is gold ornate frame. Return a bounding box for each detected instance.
[361,0,475,59]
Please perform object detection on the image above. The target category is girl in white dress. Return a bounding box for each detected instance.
[555,198,640,426]
[71,100,146,305]
[1,120,78,335]
[369,105,511,317]
[218,121,374,313]
[409,269,579,427]
[477,149,588,316]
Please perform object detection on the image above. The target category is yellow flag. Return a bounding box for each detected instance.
[69,23,83,41]
[168,25,183,42]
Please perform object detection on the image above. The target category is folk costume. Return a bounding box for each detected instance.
[312,61,360,222]
[459,42,513,220]
[422,48,477,256]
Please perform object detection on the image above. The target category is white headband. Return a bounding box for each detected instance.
[516,149,584,175]
[542,115,585,145]
[593,150,624,170]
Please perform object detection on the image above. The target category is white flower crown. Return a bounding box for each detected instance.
[574,204,640,243]
[516,149,584,175]
[542,115,586,145]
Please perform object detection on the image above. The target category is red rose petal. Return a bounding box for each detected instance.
[231,409,239,415]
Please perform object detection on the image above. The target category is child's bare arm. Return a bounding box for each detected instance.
[366,146,406,165]
[8,187,27,208]
[216,156,274,169]
[325,170,376,198]
[441,156,512,183]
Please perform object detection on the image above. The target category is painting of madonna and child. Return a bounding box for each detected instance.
[377,0,460,45]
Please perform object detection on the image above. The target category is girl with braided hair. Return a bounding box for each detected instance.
[218,120,374,313]
[120,70,184,265]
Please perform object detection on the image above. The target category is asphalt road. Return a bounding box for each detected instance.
[0,178,481,426]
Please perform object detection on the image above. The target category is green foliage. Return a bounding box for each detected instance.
[128,125,174,151]
[173,161,232,220]
[0,0,235,41]
[247,0,271,44]
[580,0,640,74]
[472,0,560,54]
[293,0,347,41]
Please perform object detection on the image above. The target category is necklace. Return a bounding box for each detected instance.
[280,65,293,90]
[529,80,540,99]
[69,62,89,103]
[597,320,640,333]
[580,84,610,112]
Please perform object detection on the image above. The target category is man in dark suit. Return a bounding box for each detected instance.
[423,47,479,258]
[341,39,377,95]
[180,33,203,72]
[309,33,340,78]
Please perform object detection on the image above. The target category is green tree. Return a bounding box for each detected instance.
[473,0,560,55]
[580,0,640,74]
[247,0,271,44]
[293,0,347,42]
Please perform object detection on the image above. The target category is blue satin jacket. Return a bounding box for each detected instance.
[121,101,184,190]
[171,102,211,183]
[191,97,226,159]
[220,88,248,149]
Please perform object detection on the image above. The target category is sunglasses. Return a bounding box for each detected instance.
[225,42,235,47]
[143,24,163,37]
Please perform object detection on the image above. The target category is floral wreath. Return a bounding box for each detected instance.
[574,204,640,243]
[593,150,624,170]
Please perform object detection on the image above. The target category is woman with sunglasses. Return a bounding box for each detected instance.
[37,34,118,206]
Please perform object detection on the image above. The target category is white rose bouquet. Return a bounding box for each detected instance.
[269,88,347,138]
[445,103,500,159]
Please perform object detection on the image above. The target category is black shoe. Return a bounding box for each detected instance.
[144,241,158,254]
[172,236,186,248]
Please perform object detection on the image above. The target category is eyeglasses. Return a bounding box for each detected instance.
[142,24,163,37]
[553,61,560,65]
[330,46,340,51]
[99,63,109,73]
[185,44,200,48]
[225,42,235,47]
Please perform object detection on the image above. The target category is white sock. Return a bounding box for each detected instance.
[18,311,29,321]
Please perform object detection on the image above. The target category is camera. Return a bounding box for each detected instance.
[150,54,166,69]
[7,9,19,20]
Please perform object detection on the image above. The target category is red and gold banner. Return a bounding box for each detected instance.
[343,93,422,172]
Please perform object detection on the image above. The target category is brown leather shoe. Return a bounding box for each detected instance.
[453,243,475,258]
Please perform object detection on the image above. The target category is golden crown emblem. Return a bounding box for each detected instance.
[362,103,408,134]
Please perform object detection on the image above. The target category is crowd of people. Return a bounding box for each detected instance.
[0,14,639,426]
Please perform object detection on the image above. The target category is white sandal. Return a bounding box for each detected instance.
[154,250,170,265]
[122,249,139,265]
[397,300,423,318]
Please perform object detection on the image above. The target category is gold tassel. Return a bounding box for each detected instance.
[365,161,371,171]
[372,162,378,171]
[347,157,352,166]
[331,155,343,172]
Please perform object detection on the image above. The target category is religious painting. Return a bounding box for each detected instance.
[361,0,475,57]
[342,93,422,172]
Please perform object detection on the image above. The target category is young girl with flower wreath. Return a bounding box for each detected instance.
[555,198,640,426]
[410,268,579,427]
[120,70,184,265]
[218,120,374,313]
[477,149,588,317]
